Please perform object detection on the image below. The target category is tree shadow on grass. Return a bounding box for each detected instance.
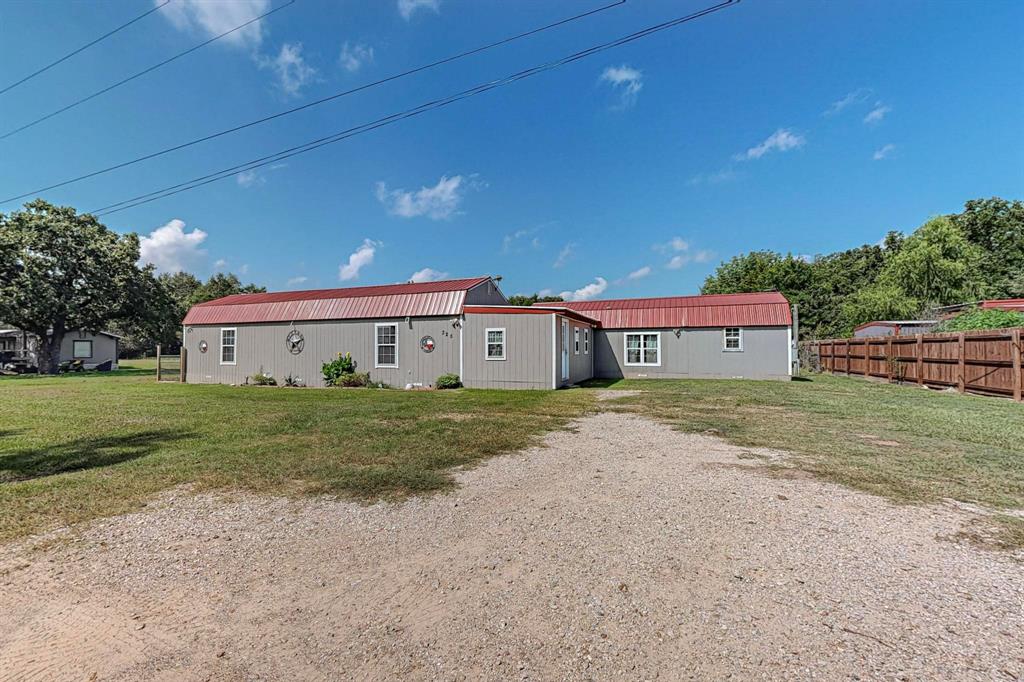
[0,430,192,483]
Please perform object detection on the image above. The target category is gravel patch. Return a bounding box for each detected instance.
[1,412,1021,680]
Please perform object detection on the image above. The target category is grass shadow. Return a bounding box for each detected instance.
[0,430,193,483]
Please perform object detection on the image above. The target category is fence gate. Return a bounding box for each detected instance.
[155,345,186,383]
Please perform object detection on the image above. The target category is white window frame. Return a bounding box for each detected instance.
[485,327,506,361]
[220,327,237,365]
[723,327,743,352]
[624,332,661,367]
[584,327,590,355]
[72,339,93,359]
[375,322,398,368]
[574,327,580,355]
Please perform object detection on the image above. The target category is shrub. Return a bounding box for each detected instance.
[934,307,1024,332]
[250,370,277,386]
[322,352,357,386]
[283,374,304,387]
[436,373,462,389]
[336,371,370,387]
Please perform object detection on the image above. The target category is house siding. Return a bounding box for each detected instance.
[462,313,553,389]
[595,327,790,380]
[555,316,595,386]
[185,317,460,387]
[59,332,118,368]
[463,280,509,306]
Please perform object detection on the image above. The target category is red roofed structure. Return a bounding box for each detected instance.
[532,292,792,329]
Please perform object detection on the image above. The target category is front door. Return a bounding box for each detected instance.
[561,319,569,383]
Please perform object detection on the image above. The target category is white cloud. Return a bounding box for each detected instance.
[338,239,378,281]
[236,169,264,188]
[688,168,737,186]
[655,237,689,254]
[157,0,269,51]
[666,249,713,270]
[375,175,469,220]
[239,264,250,275]
[139,219,208,274]
[734,128,806,161]
[409,267,449,283]
[287,275,309,286]
[213,258,227,270]
[502,228,542,254]
[825,88,871,116]
[398,0,439,20]
[260,42,316,97]
[625,266,651,281]
[600,64,643,109]
[339,41,374,73]
[559,277,608,302]
[864,102,891,125]
[873,143,896,161]
[553,242,575,269]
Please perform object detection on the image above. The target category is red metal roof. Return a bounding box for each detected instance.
[184,277,492,325]
[980,299,1024,312]
[533,292,792,329]
[464,305,600,326]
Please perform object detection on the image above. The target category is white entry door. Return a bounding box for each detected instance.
[561,319,569,382]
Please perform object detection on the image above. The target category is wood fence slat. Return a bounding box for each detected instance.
[957,333,965,394]
[1013,329,1022,402]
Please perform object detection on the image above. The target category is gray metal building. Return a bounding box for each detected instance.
[182,277,793,388]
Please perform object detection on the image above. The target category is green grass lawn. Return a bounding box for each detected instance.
[0,372,593,542]
[590,374,1024,548]
[2,370,1022,548]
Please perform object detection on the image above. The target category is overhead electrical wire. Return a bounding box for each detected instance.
[88,0,739,217]
[0,0,298,141]
[2,0,626,204]
[0,0,173,97]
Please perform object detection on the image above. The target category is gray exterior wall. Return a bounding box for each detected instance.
[60,332,119,369]
[462,313,553,389]
[185,317,460,388]
[555,316,595,386]
[853,323,936,338]
[464,280,509,306]
[594,326,790,380]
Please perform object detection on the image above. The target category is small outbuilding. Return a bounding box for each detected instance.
[182,277,794,388]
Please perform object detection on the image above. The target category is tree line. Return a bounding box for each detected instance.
[701,197,1024,339]
[0,200,263,373]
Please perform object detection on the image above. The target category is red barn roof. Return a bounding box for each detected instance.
[184,276,493,325]
[980,298,1024,312]
[532,292,792,329]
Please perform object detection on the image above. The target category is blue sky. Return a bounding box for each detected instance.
[1,0,1022,299]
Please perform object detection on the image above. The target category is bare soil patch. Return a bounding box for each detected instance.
[1,413,1021,680]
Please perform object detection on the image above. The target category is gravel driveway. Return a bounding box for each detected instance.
[1,412,1021,681]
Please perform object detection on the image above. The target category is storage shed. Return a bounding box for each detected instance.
[182,278,793,388]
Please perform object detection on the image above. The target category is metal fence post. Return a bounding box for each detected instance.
[180,347,187,384]
[155,344,161,382]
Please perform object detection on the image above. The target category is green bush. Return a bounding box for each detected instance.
[250,371,277,386]
[322,352,357,386]
[336,371,370,387]
[934,307,1024,332]
[435,373,462,389]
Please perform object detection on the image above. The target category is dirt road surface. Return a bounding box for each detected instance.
[1,412,1021,680]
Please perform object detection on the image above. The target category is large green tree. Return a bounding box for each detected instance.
[188,272,264,307]
[951,197,1024,297]
[507,293,564,307]
[0,200,149,373]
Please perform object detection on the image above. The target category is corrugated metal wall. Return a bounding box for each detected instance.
[60,332,118,368]
[556,317,595,386]
[462,313,553,389]
[185,317,460,388]
[595,327,790,380]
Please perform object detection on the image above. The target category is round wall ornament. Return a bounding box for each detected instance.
[198,340,209,353]
[286,329,305,355]
[420,335,435,353]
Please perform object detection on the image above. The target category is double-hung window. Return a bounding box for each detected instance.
[486,328,506,360]
[72,340,93,359]
[375,323,398,367]
[584,328,590,354]
[220,328,236,365]
[724,327,743,352]
[624,332,660,366]
[574,327,580,355]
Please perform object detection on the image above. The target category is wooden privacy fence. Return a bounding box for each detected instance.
[808,328,1022,401]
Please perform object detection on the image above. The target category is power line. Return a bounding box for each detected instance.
[0,0,297,141]
[2,0,626,204]
[0,0,173,97]
[90,0,739,217]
